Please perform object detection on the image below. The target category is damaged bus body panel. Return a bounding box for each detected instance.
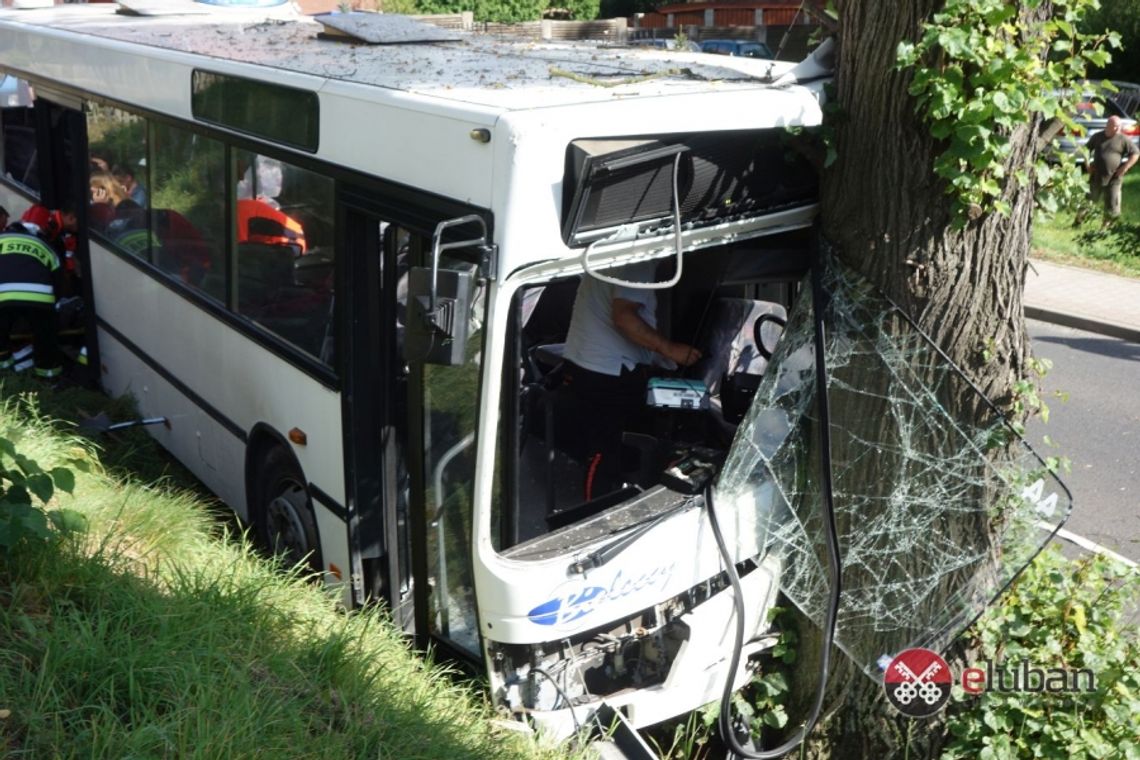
[474,107,1070,736]
[480,245,1072,739]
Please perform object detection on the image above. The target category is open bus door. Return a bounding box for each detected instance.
[401,214,493,659]
[20,88,97,377]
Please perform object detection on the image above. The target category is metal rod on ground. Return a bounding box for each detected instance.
[78,413,169,434]
[105,417,168,432]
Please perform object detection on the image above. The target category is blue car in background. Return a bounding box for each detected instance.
[699,39,774,59]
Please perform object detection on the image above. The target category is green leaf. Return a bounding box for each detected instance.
[48,509,87,535]
[824,144,838,169]
[25,473,54,505]
[5,485,31,506]
[13,454,41,477]
[896,41,917,66]
[761,705,788,728]
[764,671,788,693]
[930,121,955,140]
[49,467,75,495]
[16,504,50,541]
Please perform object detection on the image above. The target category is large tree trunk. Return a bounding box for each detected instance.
[823,1,1036,403]
[789,2,1047,757]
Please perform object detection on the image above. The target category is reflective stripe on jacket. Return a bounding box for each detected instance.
[0,233,60,305]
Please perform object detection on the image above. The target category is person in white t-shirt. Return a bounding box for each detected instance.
[560,261,700,499]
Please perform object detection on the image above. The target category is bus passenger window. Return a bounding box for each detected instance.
[234,151,335,365]
[86,103,150,258]
[1,75,36,192]
[151,122,226,301]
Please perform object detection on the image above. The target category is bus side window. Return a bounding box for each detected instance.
[1,76,37,192]
[234,151,335,365]
[86,103,149,259]
[150,122,226,302]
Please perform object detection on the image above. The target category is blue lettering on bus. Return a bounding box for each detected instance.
[527,586,606,626]
[526,563,674,627]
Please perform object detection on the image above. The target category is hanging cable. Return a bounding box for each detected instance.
[705,238,843,758]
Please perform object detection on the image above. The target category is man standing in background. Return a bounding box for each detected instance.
[1085,114,1140,222]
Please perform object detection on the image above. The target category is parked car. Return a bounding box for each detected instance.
[699,39,774,59]
[1053,89,1140,162]
[1107,80,1140,119]
[627,38,701,52]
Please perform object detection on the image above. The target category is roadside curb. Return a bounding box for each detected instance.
[1025,305,1140,345]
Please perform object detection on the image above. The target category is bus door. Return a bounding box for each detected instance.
[29,90,97,372]
[33,93,85,212]
[340,203,416,629]
[402,215,492,659]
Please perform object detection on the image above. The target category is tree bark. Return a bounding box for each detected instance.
[822,0,1037,405]
[787,2,1049,757]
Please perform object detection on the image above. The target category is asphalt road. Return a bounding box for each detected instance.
[1025,319,1140,562]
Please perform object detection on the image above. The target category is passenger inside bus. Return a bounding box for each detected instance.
[89,171,139,226]
[233,172,334,362]
[557,260,701,500]
[88,172,153,255]
[508,238,805,548]
[111,163,147,207]
[237,198,307,256]
[152,208,212,287]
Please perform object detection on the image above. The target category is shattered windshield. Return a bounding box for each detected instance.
[717,258,1071,675]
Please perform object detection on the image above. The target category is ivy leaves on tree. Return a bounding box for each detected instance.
[896,0,1121,227]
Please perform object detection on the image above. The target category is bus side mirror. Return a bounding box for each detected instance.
[406,263,476,366]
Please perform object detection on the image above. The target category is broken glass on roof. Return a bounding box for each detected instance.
[716,257,1071,676]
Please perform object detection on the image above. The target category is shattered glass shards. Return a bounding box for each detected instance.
[716,257,1071,676]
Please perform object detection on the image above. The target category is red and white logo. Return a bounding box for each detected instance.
[882,648,952,717]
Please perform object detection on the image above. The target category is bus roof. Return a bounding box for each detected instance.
[0,4,804,113]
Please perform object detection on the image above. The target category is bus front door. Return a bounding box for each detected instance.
[343,195,487,661]
[403,223,488,660]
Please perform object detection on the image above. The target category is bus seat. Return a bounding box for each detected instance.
[152,208,215,287]
[696,298,787,395]
[531,342,565,371]
[522,277,579,347]
[237,241,296,310]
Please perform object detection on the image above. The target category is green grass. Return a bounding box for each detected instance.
[0,378,578,759]
[1032,171,1140,278]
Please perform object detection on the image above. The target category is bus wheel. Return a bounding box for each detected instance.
[255,449,323,574]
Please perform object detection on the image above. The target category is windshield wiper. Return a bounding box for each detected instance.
[567,496,698,574]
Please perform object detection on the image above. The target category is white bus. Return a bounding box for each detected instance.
[0,3,1067,748]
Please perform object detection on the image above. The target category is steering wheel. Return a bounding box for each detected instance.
[752,312,787,360]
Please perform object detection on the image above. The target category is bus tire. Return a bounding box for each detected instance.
[254,447,323,575]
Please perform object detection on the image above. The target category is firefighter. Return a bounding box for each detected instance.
[237,198,307,256]
[0,205,73,378]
